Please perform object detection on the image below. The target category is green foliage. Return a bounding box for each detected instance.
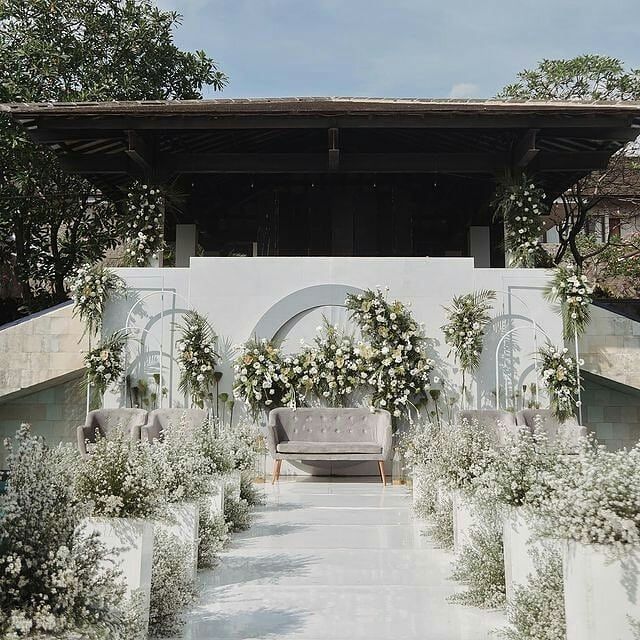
[544,264,593,339]
[83,331,127,398]
[449,508,506,609]
[149,530,197,638]
[500,550,566,640]
[197,505,229,570]
[498,54,640,101]
[224,496,252,533]
[240,474,265,507]
[0,0,226,317]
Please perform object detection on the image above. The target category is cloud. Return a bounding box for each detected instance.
[448,83,480,99]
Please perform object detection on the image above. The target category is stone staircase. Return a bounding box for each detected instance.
[0,302,88,466]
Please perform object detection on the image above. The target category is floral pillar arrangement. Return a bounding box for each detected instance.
[83,331,127,410]
[124,181,165,267]
[493,175,546,268]
[538,344,580,422]
[441,289,495,408]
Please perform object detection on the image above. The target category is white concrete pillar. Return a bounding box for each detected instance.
[175,224,197,267]
[469,226,491,267]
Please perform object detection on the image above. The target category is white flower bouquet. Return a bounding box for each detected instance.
[124,182,164,266]
[346,288,434,419]
[70,263,126,337]
[545,264,594,339]
[83,331,127,398]
[538,344,580,422]
[493,176,546,267]
[233,337,296,416]
[176,310,219,409]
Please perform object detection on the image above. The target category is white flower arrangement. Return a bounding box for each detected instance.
[149,416,211,504]
[149,530,197,637]
[432,418,494,494]
[399,420,438,469]
[176,310,219,409]
[124,182,164,266]
[233,337,296,416]
[545,263,594,339]
[537,444,640,548]
[75,427,163,519]
[346,288,435,419]
[538,344,580,422]
[70,263,126,337]
[0,425,133,639]
[494,176,546,267]
[441,289,496,396]
[83,331,127,398]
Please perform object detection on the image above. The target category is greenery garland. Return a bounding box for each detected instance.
[176,310,219,409]
[538,344,580,422]
[441,289,495,398]
[83,331,127,398]
[544,264,594,339]
[70,263,126,337]
[493,176,546,267]
[124,182,164,266]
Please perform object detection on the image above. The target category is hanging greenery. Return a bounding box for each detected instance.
[83,331,127,398]
[70,263,126,337]
[544,264,594,339]
[493,176,546,267]
[176,310,219,409]
[124,182,164,266]
[441,290,496,398]
[538,344,581,422]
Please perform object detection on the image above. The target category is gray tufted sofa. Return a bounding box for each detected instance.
[267,407,392,484]
[76,408,148,456]
[456,409,518,446]
[141,408,208,442]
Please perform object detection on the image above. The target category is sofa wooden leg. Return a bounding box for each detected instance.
[272,459,282,484]
[378,460,386,486]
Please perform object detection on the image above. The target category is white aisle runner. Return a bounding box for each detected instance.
[178,479,505,640]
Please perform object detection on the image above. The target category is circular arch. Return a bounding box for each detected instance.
[251,283,365,341]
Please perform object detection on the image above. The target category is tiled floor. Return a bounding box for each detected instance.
[178,478,505,640]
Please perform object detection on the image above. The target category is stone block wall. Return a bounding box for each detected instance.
[0,373,85,468]
[582,375,640,450]
[0,302,87,401]
[579,305,640,391]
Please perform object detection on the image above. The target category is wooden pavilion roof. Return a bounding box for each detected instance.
[3,97,640,196]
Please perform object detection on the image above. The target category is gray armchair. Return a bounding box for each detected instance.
[456,409,518,446]
[267,407,392,484]
[516,409,587,446]
[76,408,148,456]
[141,408,208,442]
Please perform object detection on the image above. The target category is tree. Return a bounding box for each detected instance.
[498,55,640,271]
[0,0,227,315]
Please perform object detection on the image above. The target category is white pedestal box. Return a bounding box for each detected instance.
[563,540,640,640]
[452,490,479,554]
[206,477,225,516]
[157,502,200,581]
[503,507,555,603]
[83,517,154,632]
[220,470,242,502]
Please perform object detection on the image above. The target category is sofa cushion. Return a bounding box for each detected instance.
[276,441,382,455]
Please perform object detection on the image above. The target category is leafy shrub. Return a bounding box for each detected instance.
[499,550,565,640]
[149,530,197,637]
[224,496,252,533]
[197,507,229,570]
[449,508,506,608]
[240,474,265,507]
[430,496,454,550]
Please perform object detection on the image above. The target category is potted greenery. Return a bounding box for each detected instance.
[537,445,640,640]
[75,427,162,632]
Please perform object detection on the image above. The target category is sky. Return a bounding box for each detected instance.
[156,0,640,99]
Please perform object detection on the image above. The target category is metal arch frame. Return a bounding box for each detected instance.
[123,287,192,409]
[494,323,551,411]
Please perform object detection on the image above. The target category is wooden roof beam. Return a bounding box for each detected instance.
[125,130,153,175]
[512,129,539,168]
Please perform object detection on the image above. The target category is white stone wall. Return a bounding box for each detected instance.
[0,302,87,401]
[579,305,640,391]
[103,258,562,415]
[582,375,640,450]
[0,373,85,467]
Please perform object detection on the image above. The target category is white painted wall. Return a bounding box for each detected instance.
[102,258,562,417]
